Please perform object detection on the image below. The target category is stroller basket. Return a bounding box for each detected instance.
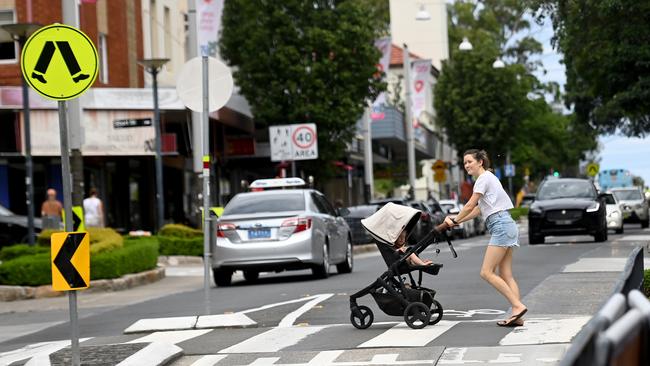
[371,287,436,317]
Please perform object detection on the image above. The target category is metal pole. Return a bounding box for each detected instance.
[347,168,352,206]
[152,68,165,232]
[188,0,204,227]
[507,149,513,202]
[202,55,211,315]
[21,59,35,245]
[362,108,374,203]
[291,161,296,177]
[403,44,416,200]
[59,101,80,366]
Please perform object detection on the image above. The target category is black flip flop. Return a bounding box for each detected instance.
[497,308,528,327]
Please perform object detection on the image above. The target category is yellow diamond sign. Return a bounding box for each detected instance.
[586,162,599,177]
[21,24,98,101]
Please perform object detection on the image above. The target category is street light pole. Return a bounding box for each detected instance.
[403,44,417,200]
[2,23,41,245]
[138,58,170,232]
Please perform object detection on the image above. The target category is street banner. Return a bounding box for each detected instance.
[371,37,391,120]
[410,59,431,120]
[196,0,224,57]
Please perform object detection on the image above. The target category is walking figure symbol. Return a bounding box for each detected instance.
[31,41,90,84]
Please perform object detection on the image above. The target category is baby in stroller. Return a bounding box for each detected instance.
[349,202,457,329]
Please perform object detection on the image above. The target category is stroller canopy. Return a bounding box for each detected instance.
[361,202,421,245]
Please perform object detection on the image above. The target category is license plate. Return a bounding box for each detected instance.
[555,220,573,225]
[249,228,271,239]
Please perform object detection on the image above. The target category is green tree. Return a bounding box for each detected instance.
[220,1,385,179]
[530,0,650,136]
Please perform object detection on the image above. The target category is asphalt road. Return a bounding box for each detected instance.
[1,224,648,365]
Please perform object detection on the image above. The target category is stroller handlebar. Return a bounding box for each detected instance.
[434,223,458,258]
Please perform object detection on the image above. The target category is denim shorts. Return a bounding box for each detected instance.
[485,211,519,247]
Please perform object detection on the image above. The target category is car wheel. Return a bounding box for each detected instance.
[213,268,232,287]
[337,237,353,274]
[312,242,330,279]
[529,232,544,245]
[243,270,259,282]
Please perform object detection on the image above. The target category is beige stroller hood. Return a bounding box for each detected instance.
[361,202,421,245]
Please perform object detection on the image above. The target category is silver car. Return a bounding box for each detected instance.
[602,193,624,234]
[212,188,353,286]
[611,187,649,228]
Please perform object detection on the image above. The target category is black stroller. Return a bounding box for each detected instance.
[349,202,458,329]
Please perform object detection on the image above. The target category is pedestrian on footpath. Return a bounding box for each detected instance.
[444,149,527,327]
[83,188,105,228]
[40,188,63,229]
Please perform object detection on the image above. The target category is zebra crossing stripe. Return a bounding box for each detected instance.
[127,329,212,345]
[357,321,459,348]
[498,317,590,345]
[248,357,281,365]
[218,326,327,353]
[306,350,344,365]
[116,342,183,366]
[0,338,92,366]
[190,354,228,366]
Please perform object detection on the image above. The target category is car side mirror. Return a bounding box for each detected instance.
[337,208,350,217]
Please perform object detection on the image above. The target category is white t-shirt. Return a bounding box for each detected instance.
[473,171,513,219]
[83,196,103,227]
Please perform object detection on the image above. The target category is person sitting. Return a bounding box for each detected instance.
[393,227,432,266]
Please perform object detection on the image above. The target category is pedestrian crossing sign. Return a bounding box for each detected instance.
[21,24,98,101]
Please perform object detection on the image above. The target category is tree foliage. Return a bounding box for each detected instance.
[434,0,597,182]
[220,0,385,178]
[530,0,650,136]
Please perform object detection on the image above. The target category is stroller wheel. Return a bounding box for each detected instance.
[404,302,431,329]
[350,305,374,329]
[429,299,443,325]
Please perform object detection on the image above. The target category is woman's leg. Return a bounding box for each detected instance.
[498,248,521,301]
[480,246,526,313]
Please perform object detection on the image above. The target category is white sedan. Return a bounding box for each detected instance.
[602,193,623,234]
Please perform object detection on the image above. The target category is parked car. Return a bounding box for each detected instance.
[407,200,435,244]
[602,192,624,234]
[212,178,353,286]
[528,178,607,244]
[427,198,446,227]
[439,199,473,239]
[610,187,649,228]
[0,204,42,247]
[343,204,379,245]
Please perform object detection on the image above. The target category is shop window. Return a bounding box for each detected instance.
[0,10,17,62]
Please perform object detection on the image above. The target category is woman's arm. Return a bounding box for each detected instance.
[445,192,482,226]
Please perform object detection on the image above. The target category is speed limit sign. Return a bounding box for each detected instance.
[270,123,318,161]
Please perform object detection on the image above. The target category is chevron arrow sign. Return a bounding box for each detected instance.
[51,232,90,291]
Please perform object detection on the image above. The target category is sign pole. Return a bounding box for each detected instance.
[202,55,211,315]
[58,101,80,366]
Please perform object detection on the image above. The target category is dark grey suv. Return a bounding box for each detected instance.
[528,178,607,244]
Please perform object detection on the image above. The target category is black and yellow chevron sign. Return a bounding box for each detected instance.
[51,232,90,291]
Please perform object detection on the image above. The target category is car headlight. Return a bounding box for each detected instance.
[529,206,542,215]
[586,202,600,212]
[608,211,620,218]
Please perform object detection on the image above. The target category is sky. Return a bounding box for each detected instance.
[528,15,650,187]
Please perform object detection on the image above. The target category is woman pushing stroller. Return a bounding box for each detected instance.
[444,149,528,327]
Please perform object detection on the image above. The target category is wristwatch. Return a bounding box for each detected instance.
[450,218,458,224]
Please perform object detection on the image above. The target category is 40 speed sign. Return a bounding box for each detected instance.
[269,123,318,161]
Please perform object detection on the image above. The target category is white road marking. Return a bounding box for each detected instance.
[248,357,281,365]
[499,316,590,345]
[306,350,344,365]
[124,316,198,333]
[488,353,522,363]
[278,294,333,327]
[116,342,183,366]
[357,321,458,348]
[127,329,212,345]
[190,354,228,366]
[618,235,650,241]
[0,338,92,366]
[218,326,326,353]
[195,313,257,329]
[370,353,399,363]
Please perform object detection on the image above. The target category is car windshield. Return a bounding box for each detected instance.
[537,180,596,200]
[223,192,305,215]
[0,205,12,216]
[602,194,617,204]
[612,190,643,201]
